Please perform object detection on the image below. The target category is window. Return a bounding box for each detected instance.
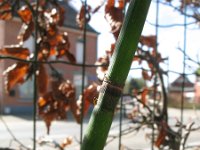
[73,74,88,97]
[23,36,34,52]
[19,80,33,100]
[76,39,83,63]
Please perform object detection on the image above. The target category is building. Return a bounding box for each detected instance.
[0,1,98,114]
[168,75,195,103]
[195,69,200,103]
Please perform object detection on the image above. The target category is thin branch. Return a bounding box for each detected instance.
[0,55,108,68]
[146,20,197,28]
[0,116,31,150]
[159,1,198,20]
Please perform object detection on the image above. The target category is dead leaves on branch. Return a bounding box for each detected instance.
[133,35,168,81]
[95,43,114,81]
[140,35,156,49]
[0,0,172,143]
[77,83,99,116]
[0,1,77,94]
[105,0,124,40]
[37,64,49,95]
[18,22,34,42]
[155,121,168,148]
[0,1,76,63]
[38,80,77,134]
[3,62,29,92]
[76,0,126,40]
[0,45,30,59]
[0,45,49,94]
[165,0,200,23]
[76,4,91,29]
[3,62,49,95]
[38,80,99,134]
[18,5,33,24]
[76,1,104,29]
[38,136,73,149]
[0,0,12,20]
[95,55,110,81]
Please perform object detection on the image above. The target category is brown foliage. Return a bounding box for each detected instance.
[76,4,91,29]
[3,62,29,92]
[140,35,156,49]
[155,121,168,148]
[0,1,12,20]
[141,87,149,105]
[18,5,32,24]
[17,22,34,42]
[0,45,30,59]
[36,64,48,95]
[38,80,80,134]
[105,0,124,40]
[142,70,152,81]
[77,83,99,116]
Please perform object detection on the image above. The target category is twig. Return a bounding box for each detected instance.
[0,116,31,150]
[0,55,108,68]
[146,20,196,28]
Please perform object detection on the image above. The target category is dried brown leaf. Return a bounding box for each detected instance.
[58,6,65,26]
[17,22,34,42]
[17,5,32,24]
[0,45,30,59]
[155,121,168,148]
[77,83,99,116]
[140,35,156,48]
[105,2,124,40]
[3,62,29,92]
[76,4,91,29]
[65,51,76,63]
[0,1,12,20]
[95,55,109,81]
[142,70,152,81]
[38,42,51,60]
[60,137,73,148]
[37,64,48,95]
[107,0,115,7]
[141,88,149,105]
[38,91,68,134]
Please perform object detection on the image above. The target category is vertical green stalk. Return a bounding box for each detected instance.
[81,0,152,150]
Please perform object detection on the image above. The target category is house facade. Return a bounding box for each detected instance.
[0,2,98,114]
[195,75,200,103]
[168,75,195,103]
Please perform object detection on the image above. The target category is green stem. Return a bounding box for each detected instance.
[81,0,152,149]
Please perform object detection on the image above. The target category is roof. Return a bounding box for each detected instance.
[169,75,194,92]
[58,1,98,34]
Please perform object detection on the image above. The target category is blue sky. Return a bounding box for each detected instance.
[70,0,200,85]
